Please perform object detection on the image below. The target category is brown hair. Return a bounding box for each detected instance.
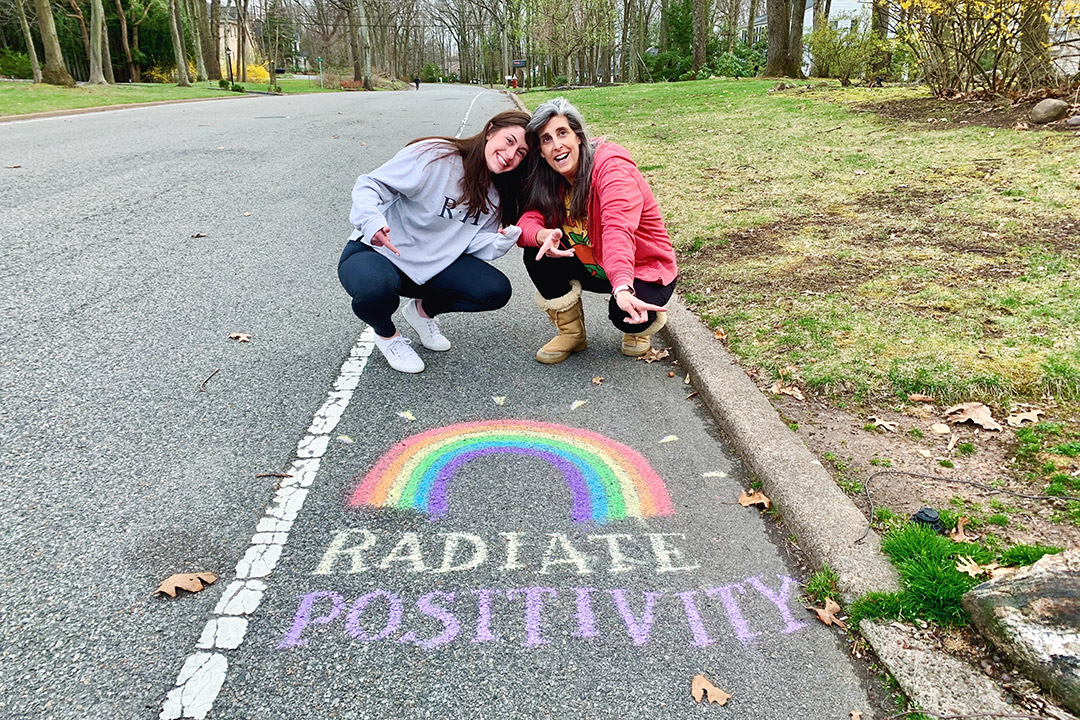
[408,109,532,225]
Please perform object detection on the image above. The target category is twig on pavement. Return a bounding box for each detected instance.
[199,368,221,392]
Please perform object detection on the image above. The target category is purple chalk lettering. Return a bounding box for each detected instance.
[400,591,460,649]
[507,587,557,647]
[573,587,600,639]
[345,589,403,641]
[747,575,809,634]
[277,591,345,649]
[706,582,762,643]
[610,589,662,646]
[472,589,498,643]
[674,591,715,647]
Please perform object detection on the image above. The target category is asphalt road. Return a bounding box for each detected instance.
[0,84,872,719]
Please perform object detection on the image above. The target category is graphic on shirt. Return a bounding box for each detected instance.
[561,199,606,280]
[348,420,674,523]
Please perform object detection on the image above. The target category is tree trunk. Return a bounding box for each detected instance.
[168,0,191,85]
[200,0,219,79]
[67,0,92,73]
[113,0,135,82]
[237,0,246,81]
[345,3,360,81]
[88,0,107,83]
[15,0,43,83]
[746,0,758,51]
[103,6,116,82]
[210,0,221,79]
[692,0,707,72]
[871,0,887,38]
[763,0,791,75]
[33,0,75,85]
[355,0,372,89]
[184,0,207,80]
[787,0,805,77]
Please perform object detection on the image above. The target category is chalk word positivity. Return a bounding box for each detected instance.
[279,421,809,651]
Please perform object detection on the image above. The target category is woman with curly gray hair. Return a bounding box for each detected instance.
[516,97,678,364]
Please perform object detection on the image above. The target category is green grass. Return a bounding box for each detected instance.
[849,524,993,627]
[998,543,1063,566]
[803,565,841,604]
[0,81,229,117]
[522,79,1080,406]
[0,75,342,117]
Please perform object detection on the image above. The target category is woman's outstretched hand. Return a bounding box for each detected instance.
[615,289,667,325]
[371,226,400,256]
[535,228,576,261]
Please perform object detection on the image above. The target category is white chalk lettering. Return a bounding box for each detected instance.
[433,533,487,574]
[312,529,376,575]
[378,532,427,573]
[539,533,592,575]
[499,532,527,571]
[586,533,639,573]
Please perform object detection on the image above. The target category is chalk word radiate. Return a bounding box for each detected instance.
[313,529,700,576]
[278,576,808,650]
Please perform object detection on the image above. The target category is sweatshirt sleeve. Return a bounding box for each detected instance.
[349,143,438,243]
[594,158,644,290]
[464,225,522,261]
[515,209,547,248]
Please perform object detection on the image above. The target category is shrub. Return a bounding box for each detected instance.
[0,49,33,79]
[245,64,270,82]
[218,78,231,89]
[421,62,441,83]
[231,83,245,92]
[712,51,752,78]
[806,15,893,86]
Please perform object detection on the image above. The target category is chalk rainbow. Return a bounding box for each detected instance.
[349,420,674,524]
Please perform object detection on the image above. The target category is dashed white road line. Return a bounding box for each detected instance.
[159,328,375,720]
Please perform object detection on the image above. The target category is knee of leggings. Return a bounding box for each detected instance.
[479,276,513,310]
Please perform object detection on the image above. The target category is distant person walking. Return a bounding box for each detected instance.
[339,110,531,373]
[516,97,677,363]
[413,76,421,90]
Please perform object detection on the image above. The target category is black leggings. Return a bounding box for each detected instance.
[338,241,512,338]
[522,249,676,334]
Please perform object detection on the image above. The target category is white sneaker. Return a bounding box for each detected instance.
[373,334,425,373]
[402,299,451,351]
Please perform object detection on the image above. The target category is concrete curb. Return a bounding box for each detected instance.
[660,294,900,603]
[0,93,255,124]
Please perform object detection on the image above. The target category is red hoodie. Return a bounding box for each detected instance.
[517,140,678,291]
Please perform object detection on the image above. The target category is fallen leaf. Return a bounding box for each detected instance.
[702,471,727,478]
[6,164,22,169]
[854,169,868,175]
[946,434,958,452]
[770,380,805,401]
[949,516,979,543]
[931,423,951,435]
[570,400,588,410]
[738,489,771,510]
[916,449,932,458]
[331,134,339,138]
[659,435,679,443]
[668,371,676,377]
[943,402,1002,431]
[492,396,506,406]
[155,572,217,598]
[1007,409,1043,427]
[811,597,847,629]
[638,347,670,363]
[190,232,208,238]
[337,435,354,444]
[868,416,897,433]
[396,410,416,421]
[691,674,732,705]
[684,374,691,385]
[592,376,603,385]
[955,555,994,578]
[242,212,251,216]
[713,327,727,341]
[851,712,863,720]
[686,391,699,399]
[228,333,252,342]
[908,393,935,403]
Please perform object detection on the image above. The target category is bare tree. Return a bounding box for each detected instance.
[692,0,706,71]
[14,0,43,82]
[168,0,191,85]
[88,0,108,83]
[33,0,75,85]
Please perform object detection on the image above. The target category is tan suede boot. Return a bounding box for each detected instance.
[536,281,587,364]
[621,312,667,357]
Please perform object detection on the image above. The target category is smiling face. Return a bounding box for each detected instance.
[484,125,528,174]
[537,115,582,182]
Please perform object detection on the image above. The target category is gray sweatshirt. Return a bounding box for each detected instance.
[349,140,520,284]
